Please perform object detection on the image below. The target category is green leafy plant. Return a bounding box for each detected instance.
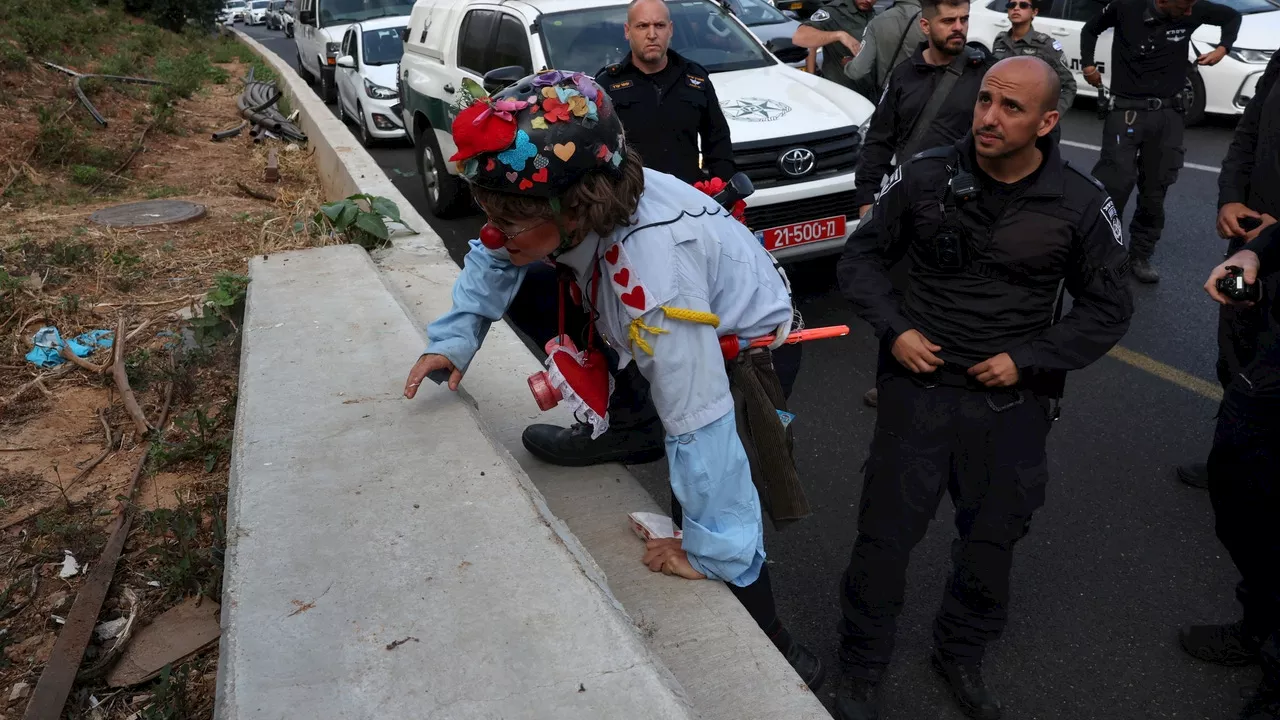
[189,272,248,344]
[313,194,411,251]
[149,399,235,474]
[49,238,95,268]
[140,494,226,602]
[139,663,197,720]
[109,249,145,291]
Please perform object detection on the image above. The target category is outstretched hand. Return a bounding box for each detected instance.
[404,353,462,397]
[642,538,706,580]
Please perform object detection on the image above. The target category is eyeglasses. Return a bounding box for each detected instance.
[1006,1,1034,8]
[478,218,551,249]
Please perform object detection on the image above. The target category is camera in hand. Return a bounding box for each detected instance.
[1217,266,1262,303]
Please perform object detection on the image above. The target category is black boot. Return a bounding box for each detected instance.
[834,677,880,720]
[767,624,826,692]
[1176,462,1209,488]
[931,651,1002,720]
[521,419,666,467]
[1180,621,1261,666]
[1131,257,1161,283]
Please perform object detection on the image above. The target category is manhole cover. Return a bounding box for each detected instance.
[90,200,207,228]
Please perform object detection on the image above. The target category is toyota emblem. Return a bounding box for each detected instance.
[778,147,816,178]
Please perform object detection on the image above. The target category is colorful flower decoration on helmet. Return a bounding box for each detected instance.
[448,69,628,199]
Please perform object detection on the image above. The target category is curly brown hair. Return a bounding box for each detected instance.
[469,147,646,240]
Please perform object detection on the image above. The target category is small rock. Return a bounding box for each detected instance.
[9,682,31,702]
[44,590,71,613]
[95,617,129,641]
[413,504,419,509]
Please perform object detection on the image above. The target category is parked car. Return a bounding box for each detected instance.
[266,0,294,30]
[220,0,248,24]
[284,0,295,37]
[965,0,1280,124]
[398,0,875,262]
[721,0,813,68]
[336,17,409,145]
[294,0,413,103]
[247,0,271,25]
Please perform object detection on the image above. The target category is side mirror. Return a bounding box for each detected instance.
[336,54,356,69]
[482,65,527,94]
[399,26,410,42]
[298,9,314,23]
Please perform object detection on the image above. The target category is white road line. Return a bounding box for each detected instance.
[1059,139,1222,174]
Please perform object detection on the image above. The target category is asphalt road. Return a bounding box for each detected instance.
[245,25,1260,720]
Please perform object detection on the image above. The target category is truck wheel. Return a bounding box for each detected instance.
[296,52,312,84]
[416,124,470,218]
[320,68,337,104]
[1181,70,1206,126]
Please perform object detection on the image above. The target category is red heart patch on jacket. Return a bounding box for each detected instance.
[613,268,630,287]
[620,285,646,310]
[605,244,620,264]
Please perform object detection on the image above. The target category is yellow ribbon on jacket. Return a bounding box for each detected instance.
[627,306,721,356]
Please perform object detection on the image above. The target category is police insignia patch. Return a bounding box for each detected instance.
[686,74,705,89]
[1052,39,1063,51]
[880,165,903,195]
[1102,198,1124,245]
[810,8,830,20]
[610,80,633,90]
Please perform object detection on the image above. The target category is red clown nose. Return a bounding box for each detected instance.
[479,223,506,250]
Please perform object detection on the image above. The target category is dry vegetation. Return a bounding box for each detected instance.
[0,3,360,717]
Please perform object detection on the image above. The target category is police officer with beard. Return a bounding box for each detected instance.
[832,56,1133,720]
[1080,0,1241,283]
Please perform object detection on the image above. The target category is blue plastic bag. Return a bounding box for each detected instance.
[25,327,115,368]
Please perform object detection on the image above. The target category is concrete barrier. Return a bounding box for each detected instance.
[217,244,696,719]
[232,29,833,720]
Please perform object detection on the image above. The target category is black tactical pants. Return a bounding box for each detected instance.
[838,369,1052,680]
[1091,106,1185,261]
[1208,388,1280,690]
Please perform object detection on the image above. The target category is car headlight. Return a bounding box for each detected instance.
[325,42,342,57]
[1229,48,1273,64]
[364,78,397,99]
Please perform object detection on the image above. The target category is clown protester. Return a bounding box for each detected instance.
[402,70,824,690]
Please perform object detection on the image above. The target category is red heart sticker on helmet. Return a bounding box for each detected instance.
[532,167,548,183]
[449,101,517,163]
[486,158,496,171]
[519,178,534,190]
[604,244,620,265]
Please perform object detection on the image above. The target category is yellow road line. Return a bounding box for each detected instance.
[1106,345,1223,403]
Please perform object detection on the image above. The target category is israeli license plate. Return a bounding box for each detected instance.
[758,215,846,251]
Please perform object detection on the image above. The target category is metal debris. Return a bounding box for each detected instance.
[43,62,167,128]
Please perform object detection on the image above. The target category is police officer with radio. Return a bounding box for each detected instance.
[791,0,878,89]
[594,0,735,184]
[1080,0,1241,283]
[1175,48,1279,488]
[833,56,1133,720]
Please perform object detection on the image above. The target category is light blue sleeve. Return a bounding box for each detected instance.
[424,239,529,372]
[666,408,766,587]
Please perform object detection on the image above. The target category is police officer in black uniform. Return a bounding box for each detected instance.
[518,0,737,467]
[593,0,735,184]
[1081,0,1241,283]
[832,56,1134,720]
[852,0,993,408]
[1176,48,1280,488]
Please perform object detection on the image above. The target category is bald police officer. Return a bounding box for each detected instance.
[992,0,1076,121]
[792,0,878,89]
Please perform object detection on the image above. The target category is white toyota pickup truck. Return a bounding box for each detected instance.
[397,0,876,262]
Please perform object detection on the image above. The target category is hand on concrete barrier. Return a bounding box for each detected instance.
[642,538,707,580]
[404,353,462,397]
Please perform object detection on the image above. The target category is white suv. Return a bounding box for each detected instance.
[398,0,876,262]
[294,0,413,103]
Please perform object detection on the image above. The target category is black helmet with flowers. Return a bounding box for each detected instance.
[448,70,628,202]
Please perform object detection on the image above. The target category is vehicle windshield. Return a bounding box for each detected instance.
[725,0,792,25]
[226,1,246,8]
[1213,0,1280,14]
[318,0,413,27]
[362,26,405,65]
[539,0,775,76]
[251,1,269,9]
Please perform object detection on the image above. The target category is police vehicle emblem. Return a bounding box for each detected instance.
[810,8,831,20]
[1101,198,1124,244]
[720,97,793,122]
